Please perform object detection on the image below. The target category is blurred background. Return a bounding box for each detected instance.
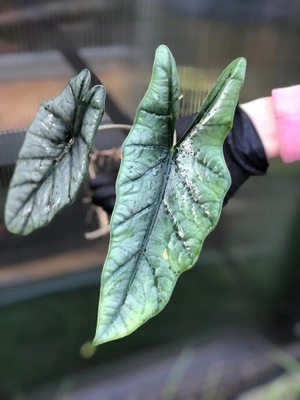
[1,0,300,399]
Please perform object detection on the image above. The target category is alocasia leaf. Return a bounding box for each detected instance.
[5,69,106,235]
[94,45,246,345]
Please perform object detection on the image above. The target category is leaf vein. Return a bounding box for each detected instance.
[162,200,189,252]
[27,126,65,145]
[174,163,215,225]
[179,147,222,178]
[139,108,170,119]
[125,143,168,151]
[43,106,73,138]
[124,157,167,183]
[144,254,160,308]
[115,202,155,228]
[9,180,39,189]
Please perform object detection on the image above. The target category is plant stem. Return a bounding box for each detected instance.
[98,124,132,131]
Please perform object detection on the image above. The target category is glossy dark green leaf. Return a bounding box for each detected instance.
[94,45,246,345]
[5,69,105,235]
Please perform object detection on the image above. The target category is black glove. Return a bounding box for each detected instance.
[223,106,268,204]
[90,105,269,213]
[89,173,117,214]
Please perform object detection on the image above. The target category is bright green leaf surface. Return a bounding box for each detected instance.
[94,45,246,345]
[5,69,105,235]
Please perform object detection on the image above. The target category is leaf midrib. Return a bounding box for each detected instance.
[107,147,175,329]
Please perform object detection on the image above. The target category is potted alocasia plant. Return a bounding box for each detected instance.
[5,45,246,345]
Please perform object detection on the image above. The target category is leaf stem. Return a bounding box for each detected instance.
[98,124,132,131]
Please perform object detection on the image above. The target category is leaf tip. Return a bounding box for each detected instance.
[78,68,91,81]
[154,44,177,66]
[92,328,117,347]
[231,56,247,82]
[69,68,91,95]
[156,43,171,53]
[89,84,107,106]
[4,198,31,236]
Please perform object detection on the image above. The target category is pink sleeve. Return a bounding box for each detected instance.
[272,85,300,163]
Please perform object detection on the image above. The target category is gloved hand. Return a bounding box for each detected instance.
[89,105,269,213]
[223,105,268,204]
[89,173,118,214]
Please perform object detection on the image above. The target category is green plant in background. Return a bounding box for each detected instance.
[4,45,246,345]
[238,346,300,400]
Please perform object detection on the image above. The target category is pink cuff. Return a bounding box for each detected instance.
[272,85,300,163]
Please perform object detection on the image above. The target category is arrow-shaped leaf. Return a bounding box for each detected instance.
[5,69,106,235]
[94,45,246,345]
